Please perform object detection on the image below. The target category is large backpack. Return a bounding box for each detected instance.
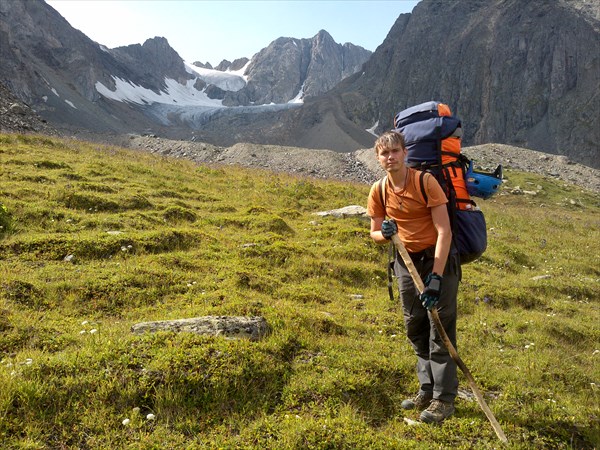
[390,101,499,265]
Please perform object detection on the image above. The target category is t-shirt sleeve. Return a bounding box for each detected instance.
[367,181,385,218]
[423,173,448,208]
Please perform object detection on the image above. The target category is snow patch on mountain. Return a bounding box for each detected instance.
[95,57,307,109]
[184,62,247,91]
[288,82,305,104]
[95,77,224,107]
[366,121,379,137]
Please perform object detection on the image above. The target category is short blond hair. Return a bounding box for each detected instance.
[374,131,405,154]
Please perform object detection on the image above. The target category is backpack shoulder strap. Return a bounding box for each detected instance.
[376,175,396,303]
[378,175,388,215]
[418,170,429,204]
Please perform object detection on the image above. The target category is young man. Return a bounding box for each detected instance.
[367,130,460,424]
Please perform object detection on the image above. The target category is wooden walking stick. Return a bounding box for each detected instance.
[391,234,508,444]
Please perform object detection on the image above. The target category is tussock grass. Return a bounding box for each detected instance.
[0,133,598,449]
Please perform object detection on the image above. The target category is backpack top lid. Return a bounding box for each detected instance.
[392,101,461,166]
[394,101,452,129]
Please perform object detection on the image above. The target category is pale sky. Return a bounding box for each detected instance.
[45,0,419,66]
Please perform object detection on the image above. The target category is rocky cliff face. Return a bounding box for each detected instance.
[222,30,371,106]
[0,0,179,134]
[334,0,600,167]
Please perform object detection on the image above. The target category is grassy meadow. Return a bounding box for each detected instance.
[0,133,598,449]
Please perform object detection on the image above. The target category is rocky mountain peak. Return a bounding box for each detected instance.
[314,29,335,44]
[214,58,250,72]
[193,61,213,69]
[111,37,190,88]
[221,31,371,106]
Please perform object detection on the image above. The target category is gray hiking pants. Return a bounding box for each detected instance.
[394,247,460,403]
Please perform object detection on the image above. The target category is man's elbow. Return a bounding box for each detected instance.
[438,228,452,242]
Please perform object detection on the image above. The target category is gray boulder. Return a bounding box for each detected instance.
[131,316,270,341]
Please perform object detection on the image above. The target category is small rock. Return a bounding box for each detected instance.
[9,103,28,115]
[531,275,552,281]
[457,387,475,401]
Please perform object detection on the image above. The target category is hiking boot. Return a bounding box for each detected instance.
[401,391,433,410]
[420,399,455,423]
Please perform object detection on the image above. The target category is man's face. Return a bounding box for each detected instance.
[377,146,406,172]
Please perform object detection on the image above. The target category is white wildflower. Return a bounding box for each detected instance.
[146,413,155,420]
[81,320,89,325]
[122,418,130,426]
[90,329,98,334]
[80,330,86,334]
[25,358,33,365]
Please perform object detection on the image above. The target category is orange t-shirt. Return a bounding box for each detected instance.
[367,169,448,253]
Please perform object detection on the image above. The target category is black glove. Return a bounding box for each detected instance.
[381,219,398,240]
[420,273,443,310]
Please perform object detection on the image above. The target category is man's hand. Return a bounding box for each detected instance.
[420,273,443,310]
[381,219,398,240]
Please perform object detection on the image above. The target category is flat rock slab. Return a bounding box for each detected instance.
[314,205,367,218]
[131,316,270,341]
